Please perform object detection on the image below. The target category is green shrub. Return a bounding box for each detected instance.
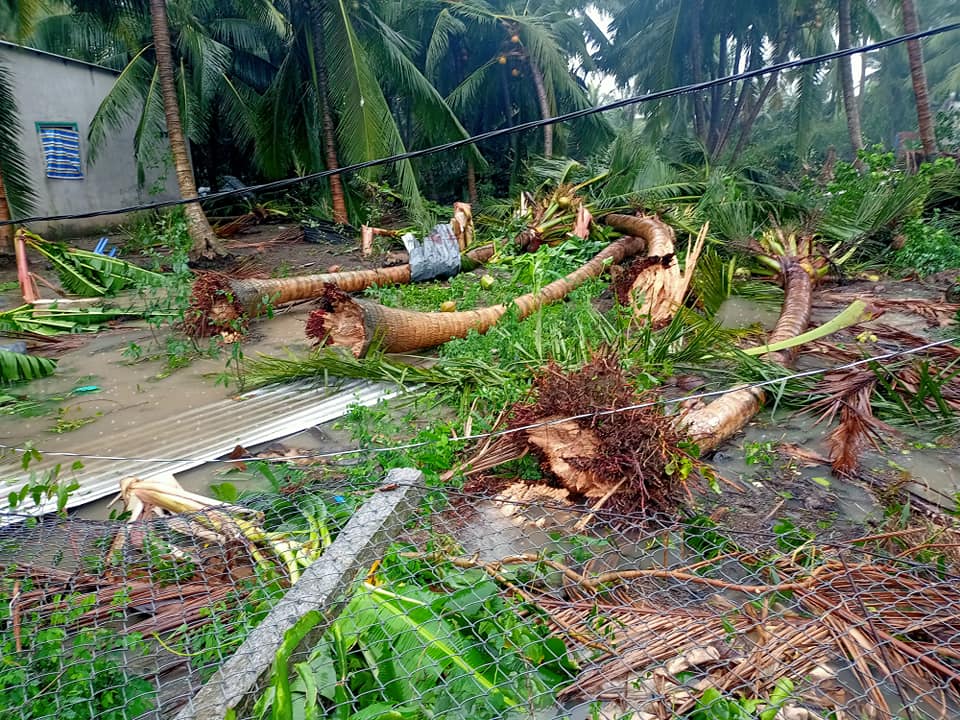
[893,215,960,277]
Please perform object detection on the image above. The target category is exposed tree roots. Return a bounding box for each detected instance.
[463,353,701,514]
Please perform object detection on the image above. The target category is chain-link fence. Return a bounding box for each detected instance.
[2,467,959,720]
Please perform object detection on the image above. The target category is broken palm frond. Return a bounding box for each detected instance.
[5,563,247,639]
[184,244,496,339]
[817,292,959,328]
[0,304,159,336]
[809,370,897,477]
[243,345,506,391]
[0,348,57,384]
[305,231,653,357]
[214,204,284,238]
[458,353,704,514]
[112,475,332,584]
[19,228,162,297]
[690,248,784,316]
[740,300,871,357]
[539,556,960,719]
[604,214,706,325]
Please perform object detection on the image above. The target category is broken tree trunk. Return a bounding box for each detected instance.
[306,227,660,356]
[186,245,495,338]
[682,258,813,452]
[603,214,705,325]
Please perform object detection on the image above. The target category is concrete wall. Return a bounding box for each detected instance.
[0,42,178,236]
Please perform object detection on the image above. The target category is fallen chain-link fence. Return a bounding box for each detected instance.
[2,467,959,720]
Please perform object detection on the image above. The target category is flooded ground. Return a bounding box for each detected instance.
[2,233,957,532]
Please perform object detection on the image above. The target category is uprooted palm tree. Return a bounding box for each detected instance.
[184,243,494,339]
[303,216,675,356]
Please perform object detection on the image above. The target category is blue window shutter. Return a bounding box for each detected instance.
[39,126,83,180]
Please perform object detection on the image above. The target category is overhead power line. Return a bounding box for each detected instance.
[3,21,959,228]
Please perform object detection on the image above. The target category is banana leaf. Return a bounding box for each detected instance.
[22,231,162,297]
[0,305,147,336]
[0,349,56,384]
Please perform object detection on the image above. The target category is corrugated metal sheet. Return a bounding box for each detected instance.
[0,380,400,522]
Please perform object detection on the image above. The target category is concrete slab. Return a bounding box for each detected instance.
[173,467,425,720]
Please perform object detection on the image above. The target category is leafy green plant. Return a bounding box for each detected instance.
[685,679,795,720]
[744,440,777,468]
[255,554,576,720]
[0,348,56,384]
[0,583,156,720]
[893,215,960,277]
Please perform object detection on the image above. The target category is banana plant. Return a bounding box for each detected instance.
[20,229,163,297]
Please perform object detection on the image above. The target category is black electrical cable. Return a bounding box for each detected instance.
[4,21,958,227]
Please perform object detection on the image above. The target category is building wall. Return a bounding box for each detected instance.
[0,42,178,236]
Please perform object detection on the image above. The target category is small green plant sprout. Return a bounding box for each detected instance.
[7,459,83,515]
[744,440,778,467]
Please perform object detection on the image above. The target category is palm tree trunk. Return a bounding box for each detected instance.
[527,58,553,159]
[0,170,11,251]
[900,0,937,160]
[186,245,495,338]
[148,0,227,262]
[307,232,654,356]
[307,0,349,225]
[466,158,478,205]
[838,0,864,163]
[683,260,812,452]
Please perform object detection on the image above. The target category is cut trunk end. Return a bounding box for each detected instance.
[306,285,506,357]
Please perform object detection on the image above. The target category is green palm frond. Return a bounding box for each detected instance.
[324,0,422,214]
[0,305,151,336]
[24,233,162,297]
[445,59,497,113]
[364,14,484,168]
[87,43,155,163]
[425,8,466,80]
[0,59,36,217]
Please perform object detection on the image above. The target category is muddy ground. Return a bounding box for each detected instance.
[1,220,959,545]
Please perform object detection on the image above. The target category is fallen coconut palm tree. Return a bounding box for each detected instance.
[304,216,675,356]
[184,244,495,338]
[682,230,831,453]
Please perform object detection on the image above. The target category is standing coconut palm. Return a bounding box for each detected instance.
[900,0,937,158]
[253,0,479,224]
[838,0,865,161]
[148,0,225,260]
[67,0,273,260]
[424,0,609,164]
[0,0,38,250]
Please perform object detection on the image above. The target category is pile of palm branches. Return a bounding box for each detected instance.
[423,546,960,719]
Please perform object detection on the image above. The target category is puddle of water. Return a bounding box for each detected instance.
[715,297,780,331]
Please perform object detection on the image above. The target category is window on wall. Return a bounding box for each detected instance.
[36,122,83,180]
